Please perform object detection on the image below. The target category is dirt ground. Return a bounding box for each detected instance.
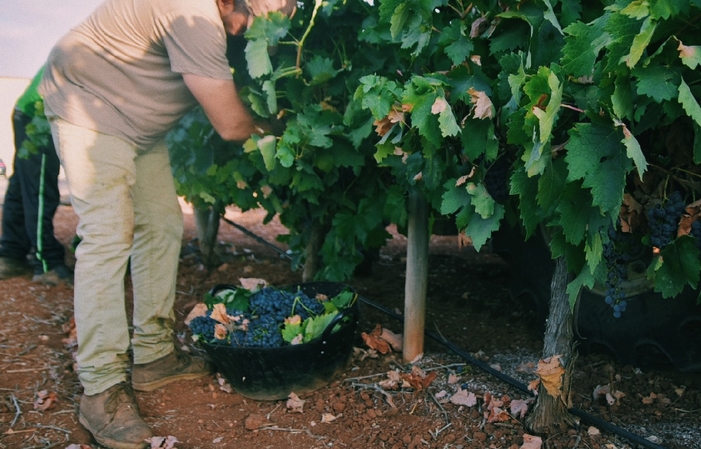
[1,201,700,449]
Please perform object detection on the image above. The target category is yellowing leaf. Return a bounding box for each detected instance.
[431,96,449,114]
[535,355,565,398]
[678,42,701,69]
[468,88,494,119]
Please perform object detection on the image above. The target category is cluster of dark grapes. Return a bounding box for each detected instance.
[646,191,686,249]
[231,314,284,347]
[484,157,510,204]
[188,313,218,342]
[188,287,326,348]
[249,288,325,322]
[602,225,635,318]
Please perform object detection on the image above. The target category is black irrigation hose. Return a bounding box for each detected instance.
[217,217,667,449]
[358,296,669,449]
[221,216,292,260]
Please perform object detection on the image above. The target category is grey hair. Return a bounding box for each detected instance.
[244,0,297,18]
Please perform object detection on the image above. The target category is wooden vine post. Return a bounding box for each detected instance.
[403,187,430,363]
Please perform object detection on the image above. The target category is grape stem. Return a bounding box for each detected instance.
[295,0,324,70]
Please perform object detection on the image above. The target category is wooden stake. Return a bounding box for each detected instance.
[403,188,429,363]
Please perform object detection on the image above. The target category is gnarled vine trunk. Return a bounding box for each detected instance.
[194,204,221,269]
[302,220,325,281]
[526,256,577,433]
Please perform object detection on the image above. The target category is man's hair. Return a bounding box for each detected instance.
[244,0,297,18]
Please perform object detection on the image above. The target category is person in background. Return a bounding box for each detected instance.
[0,66,72,285]
[39,0,295,448]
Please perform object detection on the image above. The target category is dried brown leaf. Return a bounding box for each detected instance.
[520,433,543,449]
[184,303,208,326]
[33,390,58,412]
[510,399,530,419]
[535,355,565,397]
[450,388,477,407]
[286,392,305,413]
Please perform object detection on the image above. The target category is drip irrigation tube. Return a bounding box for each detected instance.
[358,296,669,449]
[219,217,668,449]
[221,216,292,260]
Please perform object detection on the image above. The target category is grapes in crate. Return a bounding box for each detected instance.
[188,286,356,348]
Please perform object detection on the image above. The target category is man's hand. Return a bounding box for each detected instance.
[183,73,257,142]
[254,117,286,137]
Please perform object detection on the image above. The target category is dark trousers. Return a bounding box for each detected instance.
[0,110,65,273]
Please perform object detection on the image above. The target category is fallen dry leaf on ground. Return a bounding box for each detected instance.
[150,436,179,449]
[361,324,392,354]
[33,390,58,412]
[244,414,271,430]
[450,388,477,407]
[521,433,543,449]
[287,392,306,413]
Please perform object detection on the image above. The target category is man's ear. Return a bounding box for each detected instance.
[216,0,235,16]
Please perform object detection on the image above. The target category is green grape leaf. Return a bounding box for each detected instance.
[565,122,630,216]
[612,76,634,120]
[445,35,474,66]
[541,0,563,34]
[562,20,609,77]
[620,125,648,179]
[281,320,303,343]
[536,160,567,212]
[678,78,701,127]
[465,203,505,251]
[567,268,596,309]
[262,80,277,115]
[649,236,701,298]
[245,39,273,79]
[625,17,656,68]
[467,182,494,219]
[532,70,562,144]
[432,97,461,137]
[403,78,442,147]
[441,179,471,215]
[603,9,644,72]
[256,135,277,171]
[305,56,340,86]
[633,65,678,101]
[303,311,339,343]
[621,1,649,21]
[510,167,540,237]
[355,76,401,119]
[335,291,356,308]
[650,0,684,19]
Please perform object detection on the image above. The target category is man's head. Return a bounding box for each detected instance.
[217,0,297,36]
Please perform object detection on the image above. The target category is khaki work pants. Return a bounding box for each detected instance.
[48,116,183,395]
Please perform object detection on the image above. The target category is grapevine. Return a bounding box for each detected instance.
[166,0,701,305]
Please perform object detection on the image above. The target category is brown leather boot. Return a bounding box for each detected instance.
[79,382,153,449]
[131,347,212,392]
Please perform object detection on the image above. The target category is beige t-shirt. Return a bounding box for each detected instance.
[40,0,232,148]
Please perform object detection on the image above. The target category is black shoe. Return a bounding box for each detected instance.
[0,256,33,280]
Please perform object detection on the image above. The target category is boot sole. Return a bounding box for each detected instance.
[132,370,210,392]
[78,413,150,449]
